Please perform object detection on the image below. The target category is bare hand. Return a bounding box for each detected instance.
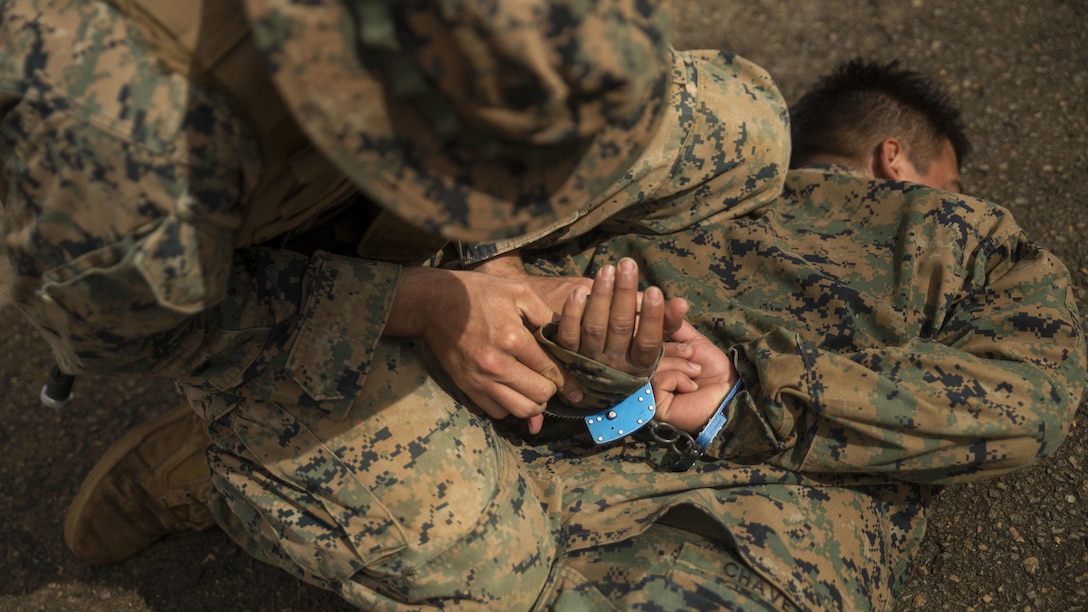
[386,267,566,433]
[652,321,739,433]
[469,251,592,315]
[555,258,688,376]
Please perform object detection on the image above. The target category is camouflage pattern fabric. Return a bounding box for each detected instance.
[535,321,658,411]
[0,0,787,383]
[460,48,791,264]
[524,166,1086,484]
[0,0,267,377]
[187,168,1083,610]
[243,0,675,243]
[4,1,1084,611]
[199,338,560,610]
[187,329,928,610]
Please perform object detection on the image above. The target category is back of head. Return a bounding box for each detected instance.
[789,58,971,172]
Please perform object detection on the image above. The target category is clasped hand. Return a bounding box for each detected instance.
[555,258,739,433]
[392,255,738,435]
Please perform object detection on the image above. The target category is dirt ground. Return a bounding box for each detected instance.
[2,1,1086,610]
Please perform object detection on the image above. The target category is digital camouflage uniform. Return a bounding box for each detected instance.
[494,165,1087,610]
[2,1,1084,612]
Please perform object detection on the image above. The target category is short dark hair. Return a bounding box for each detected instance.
[789,58,971,171]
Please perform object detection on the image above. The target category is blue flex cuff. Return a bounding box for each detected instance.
[673,379,744,471]
[585,384,656,444]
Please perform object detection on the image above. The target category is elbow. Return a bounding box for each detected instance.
[970,390,1081,482]
[1028,386,1082,465]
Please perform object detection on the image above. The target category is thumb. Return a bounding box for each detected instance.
[520,292,558,330]
[668,320,701,344]
[527,414,545,435]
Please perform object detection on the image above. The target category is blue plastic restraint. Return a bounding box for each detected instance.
[584,384,657,444]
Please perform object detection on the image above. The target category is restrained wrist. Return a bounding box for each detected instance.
[673,379,744,471]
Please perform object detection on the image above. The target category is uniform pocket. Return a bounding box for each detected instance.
[283,252,400,418]
[212,397,409,582]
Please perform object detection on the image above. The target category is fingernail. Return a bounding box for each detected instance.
[567,389,584,403]
[598,265,615,280]
[645,286,662,303]
[619,258,635,274]
[571,287,586,304]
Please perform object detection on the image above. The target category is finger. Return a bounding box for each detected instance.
[662,341,695,359]
[657,354,703,378]
[517,285,560,330]
[628,285,665,373]
[556,287,587,351]
[668,319,701,344]
[474,378,550,420]
[465,385,517,423]
[603,258,640,363]
[652,369,700,395]
[658,382,731,433]
[527,414,544,435]
[662,297,689,339]
[558,382,584,405]
[580,264,615,357]
[473,330,561,405]
[507,343,565,402]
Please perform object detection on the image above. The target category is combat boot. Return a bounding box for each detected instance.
[65,402,215,565]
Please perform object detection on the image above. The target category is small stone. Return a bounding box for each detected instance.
[1024,557,1040,574]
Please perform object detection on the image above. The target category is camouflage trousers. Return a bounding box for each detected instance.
[190,338,923,611]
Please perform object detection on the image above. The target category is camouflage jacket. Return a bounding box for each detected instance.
[504,167,1085,609]
[524,166,1087,485]
[2,0,1080,489]
[0,1,787,396]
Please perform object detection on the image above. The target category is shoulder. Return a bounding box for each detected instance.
[0,1,237,157]
[782,167,1020,244]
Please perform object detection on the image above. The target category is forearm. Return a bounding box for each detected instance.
[382,266,466,338]
[716,330,1081,484]
[711,239,1087,484]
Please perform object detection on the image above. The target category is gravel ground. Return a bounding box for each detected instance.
[2,1,1086,610]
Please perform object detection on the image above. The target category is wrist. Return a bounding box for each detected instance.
[673,379,744,471]
[385,267,448,338]
[467,251,527,279]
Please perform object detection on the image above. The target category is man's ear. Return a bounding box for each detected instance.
[871,138,910,180]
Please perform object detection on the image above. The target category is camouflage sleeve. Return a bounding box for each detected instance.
[0,2,400,390]
[711,229,1086,485]
[521,172,1086,485]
